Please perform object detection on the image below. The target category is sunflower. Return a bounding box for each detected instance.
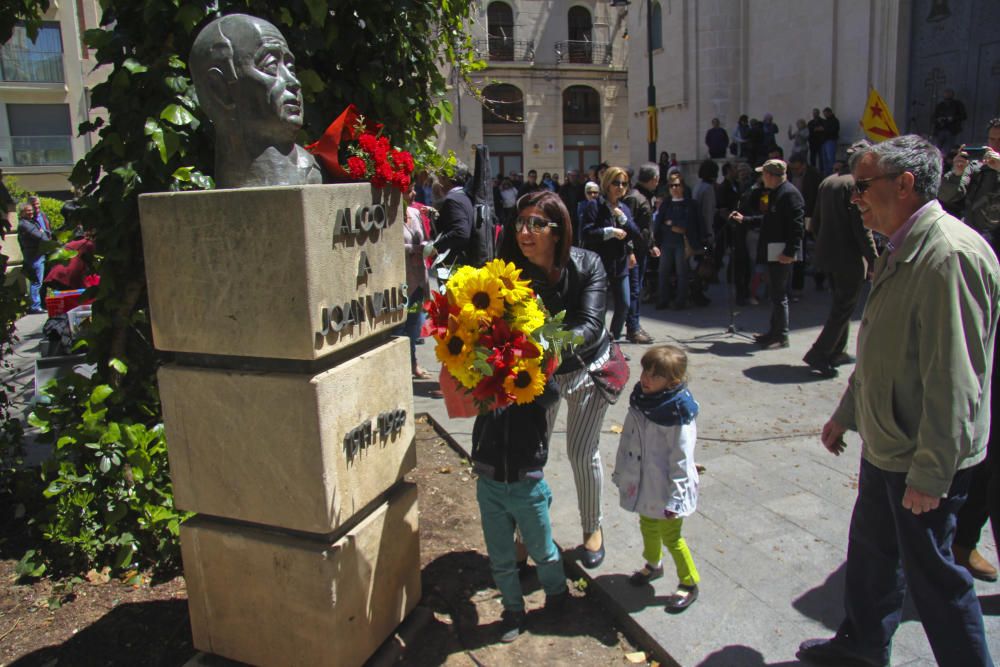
[510,297,546,334]
[485,259,533,305]
[435,326,474,369]
[452,271,506,321]
[445,265,477,298]
[504,358,546,404]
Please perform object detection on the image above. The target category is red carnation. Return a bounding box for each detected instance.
[346,156,368,179]
[377,136,390,151]
[393,150,415,174]
[358,133,378,154]
[83,274,101,288]
[392,170,411,192]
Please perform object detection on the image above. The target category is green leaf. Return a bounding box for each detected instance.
[15,551,46,579]
[109,358,128,375]
[172,166,193,182]
[113,543,135,569]
[90,384,114,405]
[99,456,111,473]
[160,104,195,127]
[27,411,49,432]
[304,0,327,26]
[122,58,147,74]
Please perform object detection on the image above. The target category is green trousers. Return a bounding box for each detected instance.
[639,514,700,586]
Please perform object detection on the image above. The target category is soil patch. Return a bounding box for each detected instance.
[1,416,645,666]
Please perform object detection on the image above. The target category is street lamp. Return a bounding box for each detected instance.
[646,0,657,161]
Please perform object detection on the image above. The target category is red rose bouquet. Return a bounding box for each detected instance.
[306,104,414,192]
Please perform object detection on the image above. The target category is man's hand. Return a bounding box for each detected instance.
[984,147,1000,172]
[627,253,637,270]
[777,253,795,265]
[821,418,847,455]
[952,148,969,176]
[902,486,941,515]
[649,246,661,258]
[729,211,744,224]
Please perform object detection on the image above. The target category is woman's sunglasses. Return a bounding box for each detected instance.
[514,216,558,234]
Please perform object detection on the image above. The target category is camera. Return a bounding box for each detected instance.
[962,146,989,160]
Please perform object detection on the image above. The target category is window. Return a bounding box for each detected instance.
[563,86,600,173]
[567,7,593,64]
[0,21,64,83]
[486,2,515,61]
[650,2,663,50]
[7,103,73,166]
[481,84,525,127]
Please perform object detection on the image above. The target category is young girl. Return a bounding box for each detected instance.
[612,345,701,613]
[471,380,568,643]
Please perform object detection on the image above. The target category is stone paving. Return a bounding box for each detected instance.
[412,279,1000,666]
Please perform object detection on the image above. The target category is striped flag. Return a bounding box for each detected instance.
[860,88,900,142]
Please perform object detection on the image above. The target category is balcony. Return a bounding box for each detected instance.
[474,37,535,63]
[0,45,64,83]
[554,41,613,65]
[5,135,73,167]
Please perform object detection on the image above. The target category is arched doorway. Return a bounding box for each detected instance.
[482,83,525,180]
[567,6,593,64]
[563,85,601,175]
[486,2,514,61]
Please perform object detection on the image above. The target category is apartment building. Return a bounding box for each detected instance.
[437,0,631,180]
[1,0,104,198]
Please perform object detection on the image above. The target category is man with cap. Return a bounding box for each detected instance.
[729,159,805,348]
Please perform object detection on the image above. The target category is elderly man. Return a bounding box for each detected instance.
[939,117,1000,239]
[797,135,998,667]
[17,201,51,314]
[729,159,805,348]
[189,14,321,188]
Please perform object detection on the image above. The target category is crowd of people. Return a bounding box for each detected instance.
[403,116,1000,662]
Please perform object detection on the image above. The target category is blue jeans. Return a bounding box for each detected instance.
[626,252,648,334]
[476,477,567,612]
[657,245,687,307]
[26,255,45,311]
[766,263,792,337]
[821,139,837,175]
[398,286,425,370]
[608,273,629,339]
[836,459,992,666]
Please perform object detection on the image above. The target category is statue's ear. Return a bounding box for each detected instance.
[204,66,235,113]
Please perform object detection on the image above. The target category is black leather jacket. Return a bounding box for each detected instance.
[471,381,559,482]
[519,246,609,374]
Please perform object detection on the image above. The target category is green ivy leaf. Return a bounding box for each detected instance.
[160,104,195,127]
[122,58,148,74]
[90,384,114,405]
[109,358,128,375]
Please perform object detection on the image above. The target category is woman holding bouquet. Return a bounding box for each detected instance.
[498,190,613,568]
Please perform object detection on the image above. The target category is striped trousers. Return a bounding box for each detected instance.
[546,347,612,535]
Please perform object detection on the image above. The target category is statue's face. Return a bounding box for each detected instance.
[231,21,303,141]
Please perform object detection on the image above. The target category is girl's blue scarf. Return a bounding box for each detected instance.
[629,382,699,427]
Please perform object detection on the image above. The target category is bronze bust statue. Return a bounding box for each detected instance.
[190,14,322,188]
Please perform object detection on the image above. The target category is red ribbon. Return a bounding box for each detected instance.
[305,104,383,179]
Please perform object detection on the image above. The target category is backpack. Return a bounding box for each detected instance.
[463,145,497,267]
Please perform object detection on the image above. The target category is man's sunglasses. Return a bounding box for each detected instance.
[853,172,902,195]
[514,216,558,234]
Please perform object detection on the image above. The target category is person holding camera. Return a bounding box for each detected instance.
[939,118,1000,242]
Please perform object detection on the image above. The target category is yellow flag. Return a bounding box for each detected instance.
[861,88,899,142]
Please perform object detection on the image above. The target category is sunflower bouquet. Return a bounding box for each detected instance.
[422,259,580,413]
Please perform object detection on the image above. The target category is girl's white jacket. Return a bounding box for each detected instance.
[612,406,699,518]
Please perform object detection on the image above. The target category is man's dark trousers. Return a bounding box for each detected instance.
[807,268,865,361]
[837,459,992,666]
[766,263,792,337]
[626,253,648,335]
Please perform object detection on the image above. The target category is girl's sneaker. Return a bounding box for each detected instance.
[628,563,664,586]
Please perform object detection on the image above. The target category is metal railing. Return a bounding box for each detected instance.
[554,40,613,65]
[0,45,64,83]
[8,135,73,166]
[474,37,535,63]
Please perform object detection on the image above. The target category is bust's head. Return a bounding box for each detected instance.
[191,14,303,145]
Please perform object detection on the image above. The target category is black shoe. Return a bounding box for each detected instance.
[803,354,838,378]
[581,542,605,569]
[758,335,789,350]
[664,584,698,613]
[499,609,526,643]
[830,352,856,367]
[796,638,885,666]
[628,563,664,586]
[752,331,773,342]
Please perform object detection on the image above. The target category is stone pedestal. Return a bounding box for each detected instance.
[140,183,420,667]
[183,482,420,667]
